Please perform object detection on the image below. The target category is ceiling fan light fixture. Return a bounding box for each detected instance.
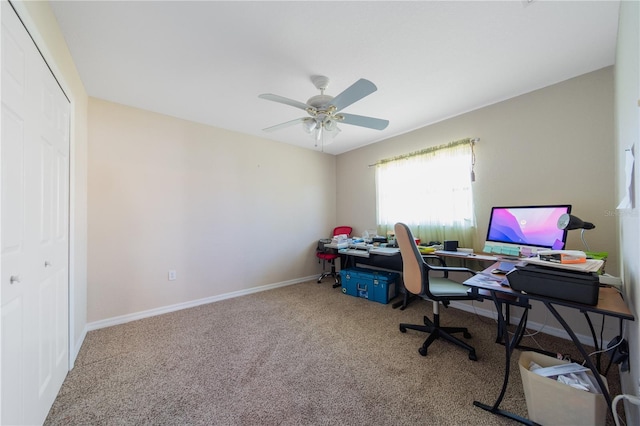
[324,119,336,131]
[326,125,341,139]
[321,125,340,146]
[302,117,318,133]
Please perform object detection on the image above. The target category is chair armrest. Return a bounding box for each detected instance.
[423,255,447,267]
[427,264,477,276]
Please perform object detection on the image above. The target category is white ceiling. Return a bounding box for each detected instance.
[50,1,620,155]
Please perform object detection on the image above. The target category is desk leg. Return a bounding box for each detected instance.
[473,291,534,425]
[543,302,613,421]
[495,302,523,345]
[392,275,417,310]
[582,311,601,372]
[391,290,416,310]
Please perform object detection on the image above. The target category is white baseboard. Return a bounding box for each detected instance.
[86,275,317,332]
[450,300,614,348]
[70,326,88,368]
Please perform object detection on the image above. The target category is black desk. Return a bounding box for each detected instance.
[337,247,496,273]
[339,248,458,309]
[342,249,402,271]
[465,266,635,425]
[339,248,500,309]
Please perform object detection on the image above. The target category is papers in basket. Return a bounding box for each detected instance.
[529,361,604,394]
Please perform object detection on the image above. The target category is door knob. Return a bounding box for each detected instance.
[10,275,20,284]
[44,261,52,267]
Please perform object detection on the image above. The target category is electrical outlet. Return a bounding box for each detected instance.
[168,270,177,281]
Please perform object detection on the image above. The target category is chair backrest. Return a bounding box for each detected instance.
[333,226,353,237]
[394,222,424,296]
[316,238,331,252]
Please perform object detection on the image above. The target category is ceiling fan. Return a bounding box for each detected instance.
[258,75,389,145]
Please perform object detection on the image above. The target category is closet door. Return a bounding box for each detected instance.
[1,2,70,424]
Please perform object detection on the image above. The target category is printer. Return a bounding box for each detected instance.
[507,263,599,305]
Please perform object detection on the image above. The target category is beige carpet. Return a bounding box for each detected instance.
[45,281,621,425]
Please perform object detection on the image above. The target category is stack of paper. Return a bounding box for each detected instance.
[523,256,604,273]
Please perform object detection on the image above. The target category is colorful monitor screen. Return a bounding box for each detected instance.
[486,205,572,250]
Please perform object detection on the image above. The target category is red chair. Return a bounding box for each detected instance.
[316,226,353,287]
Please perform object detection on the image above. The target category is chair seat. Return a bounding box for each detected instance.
[424,276,471,297]
[316,252,339,261]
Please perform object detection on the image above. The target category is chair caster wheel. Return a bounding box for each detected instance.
[399,325,407,333]
[463,331,472,339]
[468,351,477,361]
[317,280,322,283]
[418,347,428,356]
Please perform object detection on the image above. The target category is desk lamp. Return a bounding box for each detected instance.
[557,213,595,251]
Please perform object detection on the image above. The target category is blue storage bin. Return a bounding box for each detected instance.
[340,268,365,298]
[340,268,398,304]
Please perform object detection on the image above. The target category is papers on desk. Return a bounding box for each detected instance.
[324,242,348,249]
[464,273,509,288]
[339,247,400,258]
[437,250,470,256]
[339,248,370,258]
[368,247,400,256]
[523,256,604,273]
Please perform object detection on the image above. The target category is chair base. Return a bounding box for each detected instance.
[317,271,341,288]
[399,314,477,361]
[317,258,341,288]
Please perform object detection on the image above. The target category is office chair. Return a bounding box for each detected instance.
[394,222,479,360]
[316,226,353,288]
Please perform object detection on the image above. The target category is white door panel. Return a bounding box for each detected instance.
[55,267,68,365]
[37,275,54,394]
[1,108,26,304]
[1,296,24,425]
[1,2,70,424]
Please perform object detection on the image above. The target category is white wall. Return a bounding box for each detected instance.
[87,99,336,323]
[615,1,640,422]
[336,68,620,342]
[11,0,89,364]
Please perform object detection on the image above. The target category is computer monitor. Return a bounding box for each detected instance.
[483,204,572,257]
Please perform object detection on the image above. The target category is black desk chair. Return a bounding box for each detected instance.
[395,222,479,360]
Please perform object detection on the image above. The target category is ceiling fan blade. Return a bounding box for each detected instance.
[262,117,306,132]
[339,113,389,130]
[259,93,311,111]
[329,78,378,112]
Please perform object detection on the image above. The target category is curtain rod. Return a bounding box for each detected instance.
[368,137,479,167]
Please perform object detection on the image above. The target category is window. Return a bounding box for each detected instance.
[375,138,476,247]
